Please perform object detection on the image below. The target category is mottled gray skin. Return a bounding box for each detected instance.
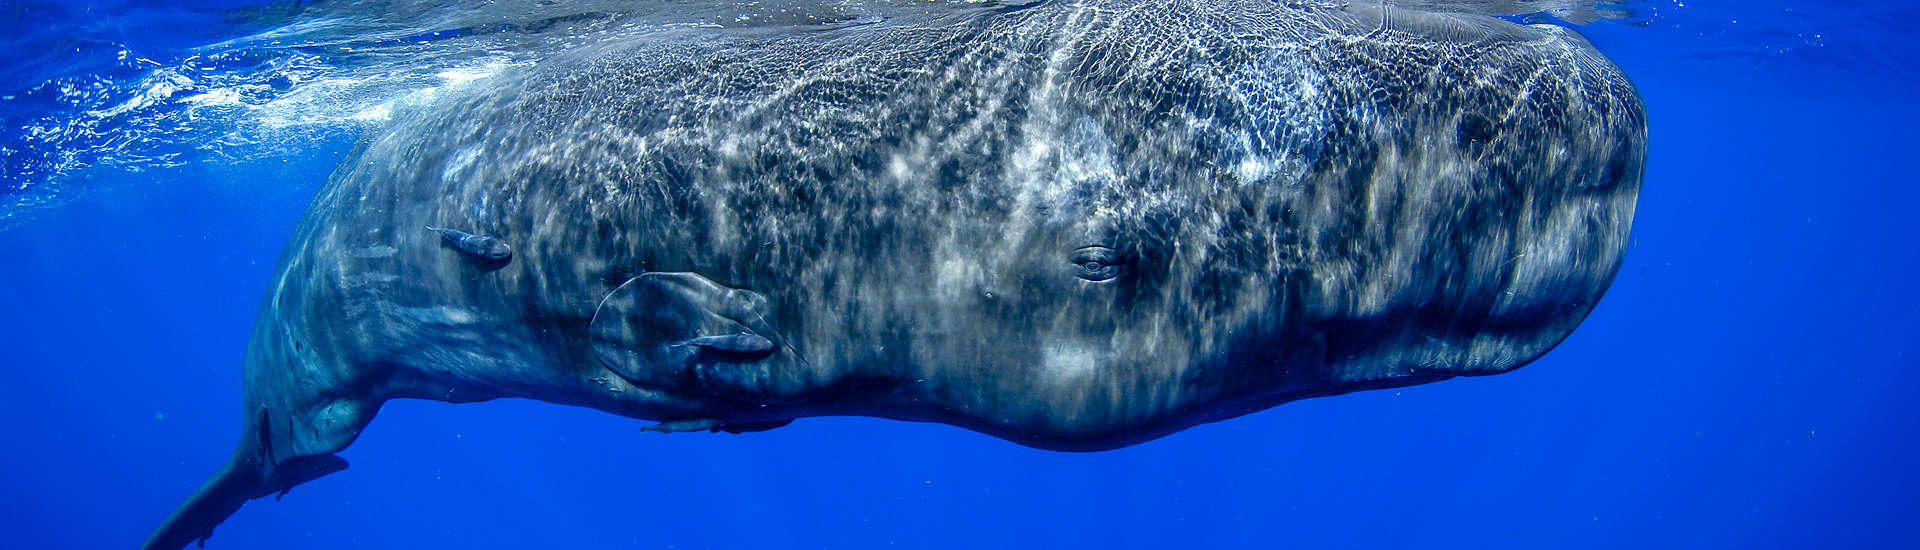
[145,1,1645,548]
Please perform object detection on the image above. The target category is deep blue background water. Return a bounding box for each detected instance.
[3,1,1916,548]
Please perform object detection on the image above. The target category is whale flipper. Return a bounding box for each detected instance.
[588,272,793,395]
[641,419,794,433]
[270,455,350,501]
[425,226,513,264]
[639,419,722,433]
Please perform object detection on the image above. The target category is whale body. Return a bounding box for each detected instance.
[145,1,1646,548]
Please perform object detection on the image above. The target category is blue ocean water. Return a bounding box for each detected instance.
[2,1,1915,548]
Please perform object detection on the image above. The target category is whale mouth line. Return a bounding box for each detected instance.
[669,331,780,358]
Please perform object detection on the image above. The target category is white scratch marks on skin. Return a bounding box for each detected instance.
[395,305,478,326]
[344,245,397,258]
[440,144,483,185]
[342,272,398,287]
[933,256,985,303]
[1042,340,1102,384]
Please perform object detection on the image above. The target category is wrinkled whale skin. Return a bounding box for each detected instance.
[145,1,1645,548]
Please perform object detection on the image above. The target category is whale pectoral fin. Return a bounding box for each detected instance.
[641,418,793,434]
[426,226,513,268]
[588,272,782,388]
[271,454,349,501]
[717,419,792,433]
[640,419,722,433]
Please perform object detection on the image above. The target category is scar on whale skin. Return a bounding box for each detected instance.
[425,226,512,265]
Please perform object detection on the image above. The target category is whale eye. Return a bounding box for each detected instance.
[1071,246,1125,282]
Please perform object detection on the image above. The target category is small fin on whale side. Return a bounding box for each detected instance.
[587,272,786,389]
[640,418,722,433]
[641,418,794,433]
[425,225,513,264]
[272,455,350,501]
[715,419,793,433]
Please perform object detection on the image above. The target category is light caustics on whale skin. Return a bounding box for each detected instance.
[15,0,1809,233]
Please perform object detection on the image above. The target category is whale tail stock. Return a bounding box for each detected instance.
[142,408,353,550]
